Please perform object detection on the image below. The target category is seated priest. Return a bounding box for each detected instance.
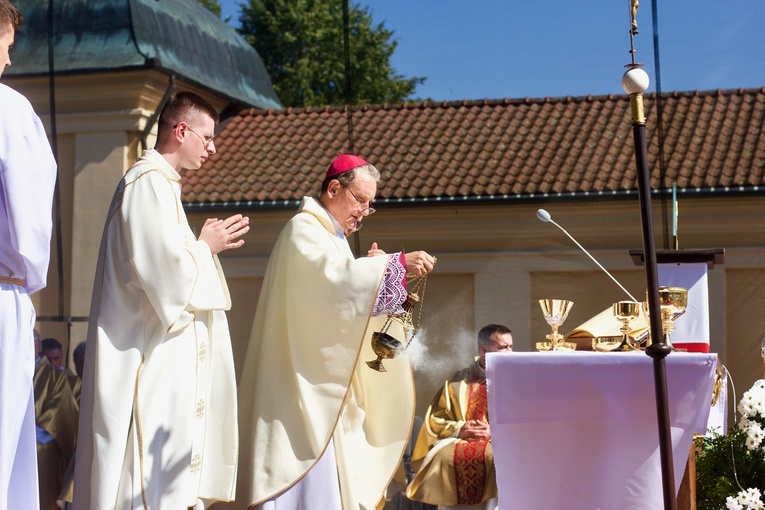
[34,340,78,510]
[406,324,513,510]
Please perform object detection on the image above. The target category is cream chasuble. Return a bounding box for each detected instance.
[73,150,237,510]
[237,197,415,510]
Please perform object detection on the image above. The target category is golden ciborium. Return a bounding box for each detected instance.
[593,301,641,352]
[642,286,688,347]
[537,299,575,351]
[367,272,429,372]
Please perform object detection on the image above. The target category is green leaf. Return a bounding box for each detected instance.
[237,0,426,107]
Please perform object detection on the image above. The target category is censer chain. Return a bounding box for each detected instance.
[403,273,428,350]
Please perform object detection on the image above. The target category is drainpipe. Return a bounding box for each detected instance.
[140,74,175,151]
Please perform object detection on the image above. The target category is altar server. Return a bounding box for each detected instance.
[0,1,58,508]
[73,92,249,509]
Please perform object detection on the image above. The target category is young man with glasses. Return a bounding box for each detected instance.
[237,154,436,510]
[74,91,248,510]
[0,2,58,508]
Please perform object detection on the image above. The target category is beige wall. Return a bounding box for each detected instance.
[196,196,764,419]
[7,68,761,421]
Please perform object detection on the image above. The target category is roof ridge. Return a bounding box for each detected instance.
[188,85,765,206]
[239,86,765,117]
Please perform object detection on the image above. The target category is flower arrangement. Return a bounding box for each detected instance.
[696,379,765,510]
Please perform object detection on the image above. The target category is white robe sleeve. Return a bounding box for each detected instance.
[121,170,228,333]
[0,85,57,293]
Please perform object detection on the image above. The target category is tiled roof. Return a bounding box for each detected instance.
[183,88,765,207]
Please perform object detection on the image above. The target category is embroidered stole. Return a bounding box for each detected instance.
[453,380,489,505]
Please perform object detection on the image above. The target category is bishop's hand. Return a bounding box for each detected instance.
[405,250,436,276]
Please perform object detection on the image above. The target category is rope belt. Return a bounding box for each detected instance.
[0,276,24,287]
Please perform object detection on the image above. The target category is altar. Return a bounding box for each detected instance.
[486,351,717,510]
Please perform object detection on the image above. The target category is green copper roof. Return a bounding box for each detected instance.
[6,0,282,109]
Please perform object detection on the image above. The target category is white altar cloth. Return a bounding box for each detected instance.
[486,352,717,510]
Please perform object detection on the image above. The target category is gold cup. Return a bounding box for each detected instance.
[643,286,688,347]
[592,336,623,352]
[538,299,574,351]
[614,300,641,350]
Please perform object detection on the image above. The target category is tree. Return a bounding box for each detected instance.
[198,0,223,17]
[238,0,425,107]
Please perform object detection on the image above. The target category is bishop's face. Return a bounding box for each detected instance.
[325,170,377,235]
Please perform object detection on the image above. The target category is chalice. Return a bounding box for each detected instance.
[642,286,687,347]
[616,300,641,350]
[592,301,641,352]
[538,299,574,351]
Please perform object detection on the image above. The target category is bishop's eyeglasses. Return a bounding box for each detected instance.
[345,186,376,216]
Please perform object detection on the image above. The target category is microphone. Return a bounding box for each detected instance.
[536,209,639,302]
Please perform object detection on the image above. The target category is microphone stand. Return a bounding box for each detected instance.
[537,210,639,303]
[623,4,676,509]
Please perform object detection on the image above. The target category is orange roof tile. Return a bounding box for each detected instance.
[183,88,765,208]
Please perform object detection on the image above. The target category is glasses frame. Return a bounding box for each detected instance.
[344,186,376,216]
[174,122,215,149]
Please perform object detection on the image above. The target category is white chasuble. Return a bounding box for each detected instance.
[0,83,57,510]
[73,150,237,510]
[237,197,415,510]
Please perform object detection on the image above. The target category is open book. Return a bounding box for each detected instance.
[564,306,649,350]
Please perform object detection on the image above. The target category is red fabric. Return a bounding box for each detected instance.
[325,154,370,178]
[397,252,407,291]
[453,381,490,505]
[673,342,710,353]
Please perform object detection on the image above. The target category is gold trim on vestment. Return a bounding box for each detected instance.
[134,355,150,510]
[0,276,24,286]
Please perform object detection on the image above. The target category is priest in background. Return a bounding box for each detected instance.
[236,154,436,510]
[33,345,78,510]
[406,324,513,510]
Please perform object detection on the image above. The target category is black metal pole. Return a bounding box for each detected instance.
[628,89,677,510]
[625,3,676,504]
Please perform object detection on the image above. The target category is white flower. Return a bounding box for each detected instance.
[728,496,745,510]
[727,488,765,510]
[737,381,765,440]
[744,422,765,451]
[739,393,761,418]
[752,400,765,417]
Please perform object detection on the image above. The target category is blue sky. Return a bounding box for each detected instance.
[218,0,765,102]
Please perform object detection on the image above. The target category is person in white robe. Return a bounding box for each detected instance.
[73,92,250,510]
[236,154,437,510]
[0,2,58,509]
